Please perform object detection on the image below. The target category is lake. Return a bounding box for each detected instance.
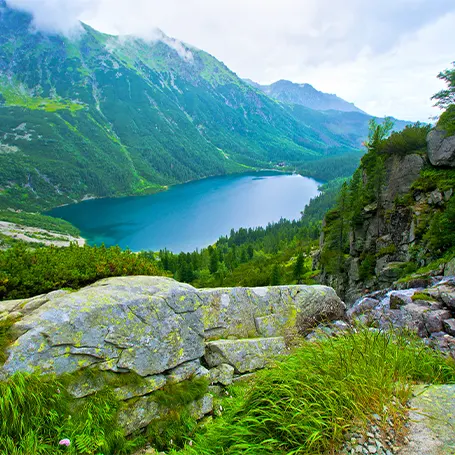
[48,172,320,252]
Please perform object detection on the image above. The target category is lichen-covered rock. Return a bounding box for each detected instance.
[0,276,345,436]
[205,337,287,373]
[209,363,235,385]
[1,276,205,379]
[200,285,345,340]
[427,129,455,167]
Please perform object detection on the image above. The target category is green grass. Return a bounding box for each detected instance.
[171,328,455,455]
[0,373,141,455]
[0,317,16,364]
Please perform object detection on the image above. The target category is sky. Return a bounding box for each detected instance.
[6,0,455,121]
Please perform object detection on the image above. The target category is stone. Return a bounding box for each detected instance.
[444,257,455,277]
[188,393,213,420]
[422,310,452,335]
[204,337,287,373]
[200,285,345,340]
[443,319,455,336]
[209,363,235,385]
[444,188,454,201]
[0,276,205,379]
[428,190,444,206]
[166,360,202,384]
[389,292,412,310]
[427,129,455,167]
[347,297,380,318]
[400,385,455,454]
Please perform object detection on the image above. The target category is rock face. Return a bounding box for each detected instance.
[427,129,455,167]
[0,276,345,435]
[318,130,455,303]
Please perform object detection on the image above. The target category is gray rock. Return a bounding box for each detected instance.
[389,292,412,309]
[166,360,202,384]
[209,363,235,385]
[1,276,205,379]
[200,285,345,340]
[427,129,455,167]
[443,319,455,336]
[188,393,213,420]
[444,257,455,277]
[347,297,380,318]
[422,310,452,335]
[400,385,455,455]
[205,337,287,373]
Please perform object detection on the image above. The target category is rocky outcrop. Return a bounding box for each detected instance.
[318,129,455,304]
[0,276,344,435]
[348,277,455,359]
[427,129,455,167]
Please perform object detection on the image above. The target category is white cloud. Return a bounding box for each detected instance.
[5,0,455,120]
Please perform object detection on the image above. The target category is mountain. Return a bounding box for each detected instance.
[0,2,387,211]
[245,79,365,114]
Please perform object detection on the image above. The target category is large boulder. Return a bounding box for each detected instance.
[0,276,205,379]
[427,129,455,167]
[205,337,287,373]
[0,276,345,435]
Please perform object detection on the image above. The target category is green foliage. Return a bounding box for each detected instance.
[411,292,436,302]
[0,243,165,300]
[379,123,431,156]
[437,104,455,136]
[0,372,140,455]
[358,254,376,281]
[147,376,209,451]
[432,61,455,110]
[172,329,455,455]
[0,210,80,236]
[424,196,455,253]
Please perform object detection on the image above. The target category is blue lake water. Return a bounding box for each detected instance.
[48,172,320,252]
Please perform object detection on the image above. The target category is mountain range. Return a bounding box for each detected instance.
[245,79,365,114]
[0,1,407,211]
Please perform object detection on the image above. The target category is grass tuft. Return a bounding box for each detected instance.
[171,328,455,455]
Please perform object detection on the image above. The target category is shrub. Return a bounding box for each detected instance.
[0,243,166,300]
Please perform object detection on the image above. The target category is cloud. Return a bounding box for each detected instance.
[5,0,98,35]
[4,0,455,120]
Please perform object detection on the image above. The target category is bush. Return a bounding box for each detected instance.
[379,123,431,156]
[0,243,166,300]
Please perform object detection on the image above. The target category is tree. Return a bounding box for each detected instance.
[293,253,305,283]
[432,62,455,109]
[270,264,281,286]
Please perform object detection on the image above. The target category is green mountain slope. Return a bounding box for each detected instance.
[0,2,382,211]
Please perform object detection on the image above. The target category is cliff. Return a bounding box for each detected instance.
[317,124,455,302]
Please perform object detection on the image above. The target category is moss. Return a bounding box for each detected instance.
[411,292,437,302]
[0,317,18,365]
[154,376,209,409]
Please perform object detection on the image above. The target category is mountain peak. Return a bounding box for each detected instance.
[246,78,365,114]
